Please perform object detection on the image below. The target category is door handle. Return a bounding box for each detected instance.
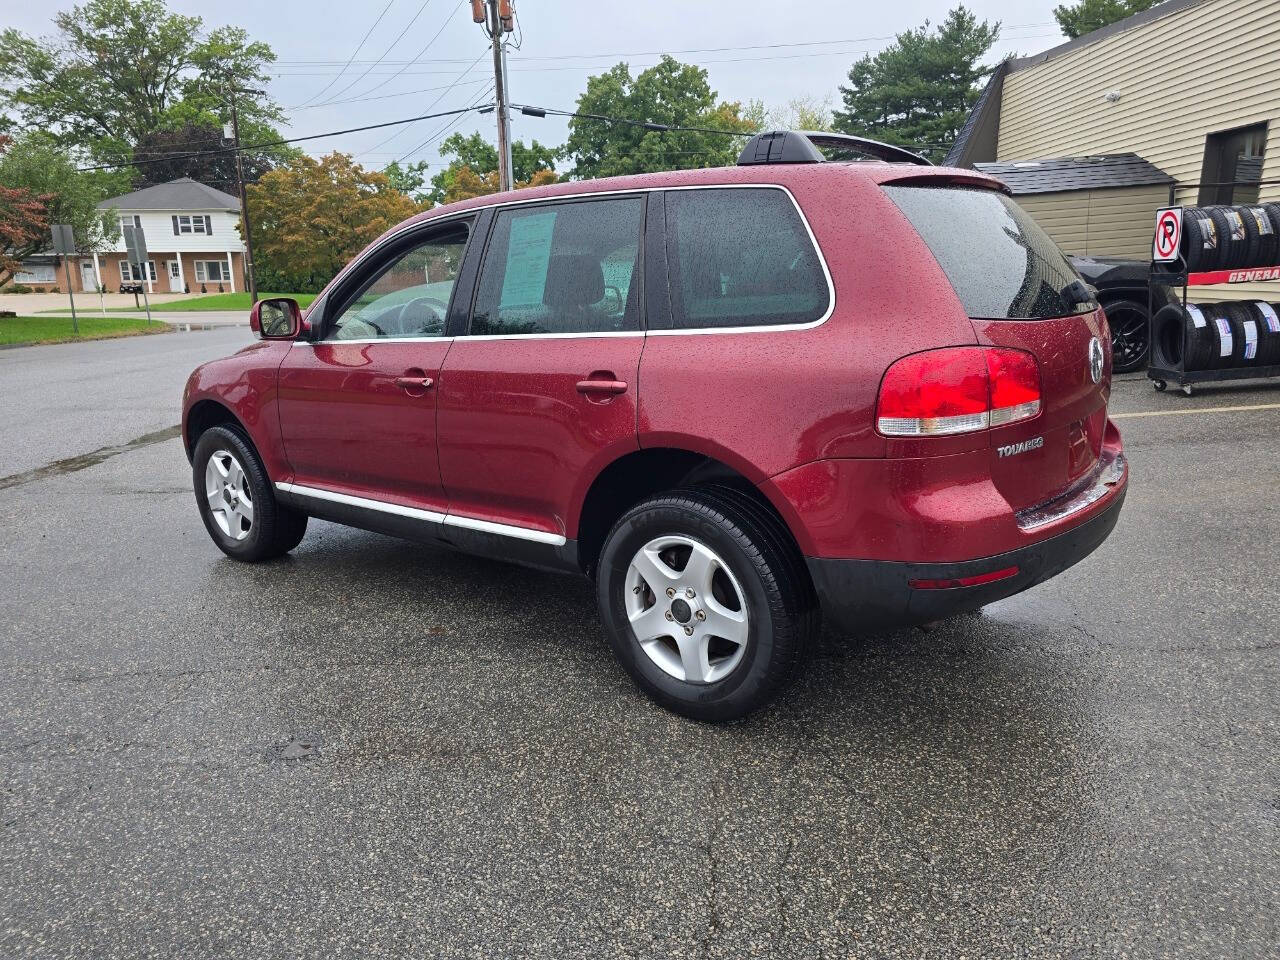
[575,379,628,395]
[394,375,433,390]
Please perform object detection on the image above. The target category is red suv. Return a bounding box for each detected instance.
[183,131,1127,721]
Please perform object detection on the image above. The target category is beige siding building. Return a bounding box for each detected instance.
[947,0,1280,300]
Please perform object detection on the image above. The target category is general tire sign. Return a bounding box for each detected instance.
[1153,206,1183,262]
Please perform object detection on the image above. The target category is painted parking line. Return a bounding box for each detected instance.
[1111,402,1280,420]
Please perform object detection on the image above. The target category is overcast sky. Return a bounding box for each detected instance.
[8,0,1074,177]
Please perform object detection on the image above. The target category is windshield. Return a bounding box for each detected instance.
[884,185,1096,320]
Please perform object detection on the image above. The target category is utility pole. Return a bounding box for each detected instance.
[225,85,262,304]
[474,0,515,190]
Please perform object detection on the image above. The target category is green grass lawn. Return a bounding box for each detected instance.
[39,292,317,314]
[0,315,168,347]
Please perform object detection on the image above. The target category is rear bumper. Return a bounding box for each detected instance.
[806,476,1126,633]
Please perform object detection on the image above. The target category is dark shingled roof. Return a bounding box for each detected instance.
[973,154,1173,195]
[97,177,240,211]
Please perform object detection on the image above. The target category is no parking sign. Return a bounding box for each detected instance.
[1153,206,1183,262]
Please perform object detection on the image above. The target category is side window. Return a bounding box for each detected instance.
[665,188,828,329]
[470,196,643,336]
[326,223,468,341]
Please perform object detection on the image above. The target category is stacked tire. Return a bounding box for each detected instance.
[1179,204,1280,271]
[1153,300,1280,370]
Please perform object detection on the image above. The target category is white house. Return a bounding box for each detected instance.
[93,178,247,294]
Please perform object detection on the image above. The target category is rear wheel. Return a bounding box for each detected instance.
[595,487,816,722]
[192,425,307,561]
[1101,297,1150,373]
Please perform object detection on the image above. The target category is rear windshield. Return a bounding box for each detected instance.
[884,185,1095,319]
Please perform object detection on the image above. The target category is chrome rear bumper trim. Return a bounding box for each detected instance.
[1015,453,1127,532]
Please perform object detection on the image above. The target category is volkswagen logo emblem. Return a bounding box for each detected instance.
[1088,337,1105,384]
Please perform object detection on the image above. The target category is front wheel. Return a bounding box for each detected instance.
[192,425,308,561]
[595,487,816,722]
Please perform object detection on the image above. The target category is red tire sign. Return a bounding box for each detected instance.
[1153,206,1183,262]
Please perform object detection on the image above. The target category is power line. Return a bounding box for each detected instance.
[354,49,489,159]
[515,104,753,139]
[316,0,441,106]
[394,83,495,165]
[288,0,397,109]
[268,38,1060,76]
[315,0,467,109]
[269,23,1064,66]
[75,104,493,172]
[290,75,489,111]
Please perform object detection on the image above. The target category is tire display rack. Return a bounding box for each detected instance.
[1147,261,1280,396]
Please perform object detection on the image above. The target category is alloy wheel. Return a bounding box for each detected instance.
[205,449,254,541]
[1106,301,1150,373]
[624,535,749,684]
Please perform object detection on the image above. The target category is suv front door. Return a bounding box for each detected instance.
[276,219,471,520]
[435,195,648,558]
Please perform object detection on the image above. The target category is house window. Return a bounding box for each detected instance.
[1199,123,1267,205]
[119,260,157,283]
[119,214,142,234]
[173,215,212,235]
[194,260,229,283]
[15,262,57,284]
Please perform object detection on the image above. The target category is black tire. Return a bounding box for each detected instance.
[192,425,308,561]
[1153,303,1217,372]
[1206,207,1241,271]
[1181,208,1221,272]
[1263,204,1280,266]
[1234,205,1264,268]
[1224,302,1259,364]
[1201,302,1236,369]
[1099,297,1149,373]
[594,486,816,723]
[1257,302,1280,363]
[1244,205,1278,267]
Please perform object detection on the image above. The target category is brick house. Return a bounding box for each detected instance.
[10,178,246,295]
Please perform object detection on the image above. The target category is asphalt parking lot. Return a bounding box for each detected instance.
[1,329,1277,958]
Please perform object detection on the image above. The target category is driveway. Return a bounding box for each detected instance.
[1,341,1277,958]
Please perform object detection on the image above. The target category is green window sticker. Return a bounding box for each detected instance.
[500,211,557,308]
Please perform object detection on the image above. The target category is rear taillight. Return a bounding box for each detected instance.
[876,347,1041,437]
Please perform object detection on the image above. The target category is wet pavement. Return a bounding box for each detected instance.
[1,337,1277,958]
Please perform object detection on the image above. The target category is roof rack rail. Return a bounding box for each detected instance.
[736,130,932,167]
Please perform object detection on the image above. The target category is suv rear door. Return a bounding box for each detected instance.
[434,193,648,558]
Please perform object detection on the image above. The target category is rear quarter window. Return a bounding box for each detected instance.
[665,188,829,329]
[884,185,1093,320]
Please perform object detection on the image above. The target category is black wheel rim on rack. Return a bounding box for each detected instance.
[1103,299,1150,373]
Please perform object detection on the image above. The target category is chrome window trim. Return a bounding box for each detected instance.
[316,184,835,342]
[275,481,567,546]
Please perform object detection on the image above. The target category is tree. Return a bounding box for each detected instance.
[382,160,432,205]
[1052,0,1158,39]
[561,56,757,180]
[0,133,121,285]
[246,153,422,293]
[425,132,557,206]
[0,0,283,166]
[130,122,278,190]
[0,139,49,287]
[443,167,557,205]
[832,6,999,163]
[763,95,835,133]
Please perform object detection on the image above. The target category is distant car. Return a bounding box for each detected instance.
[1070,255,1177,373]
[183,131,1128,722]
